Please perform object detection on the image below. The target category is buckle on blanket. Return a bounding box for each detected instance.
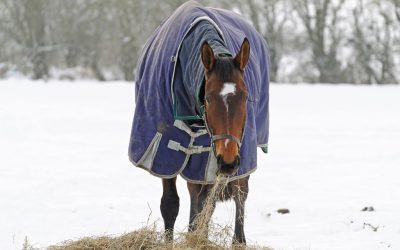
[173,120,208,137]
[168,140,211,155]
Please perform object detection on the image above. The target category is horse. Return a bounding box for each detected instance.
[128,1,269,245]
[161,40,251,244]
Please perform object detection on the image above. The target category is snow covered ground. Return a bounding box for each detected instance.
[1,80,399,250]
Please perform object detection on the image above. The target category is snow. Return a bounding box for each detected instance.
[1,80,400,250]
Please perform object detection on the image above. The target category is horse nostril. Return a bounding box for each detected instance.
[217,155,240,167]
[217,155,223,165]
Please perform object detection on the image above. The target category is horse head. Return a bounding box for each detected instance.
[201,38,250,176]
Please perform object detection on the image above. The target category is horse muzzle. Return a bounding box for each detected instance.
[216,155,240,176]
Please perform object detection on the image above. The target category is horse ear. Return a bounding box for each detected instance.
[234,38,250,71]
[201,41,215,72]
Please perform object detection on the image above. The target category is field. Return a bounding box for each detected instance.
[1,80,400,249]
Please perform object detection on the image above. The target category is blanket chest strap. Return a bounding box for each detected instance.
[168,140,211,155]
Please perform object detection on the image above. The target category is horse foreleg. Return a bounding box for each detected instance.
[187,182,202,231]
[232,176,249,245]
[160,177,179,242]
[187,183,215,234]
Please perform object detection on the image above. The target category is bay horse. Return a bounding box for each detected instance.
[161,39,251,244]
[128,1,270,246]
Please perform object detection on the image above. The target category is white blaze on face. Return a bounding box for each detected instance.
[224,139,229,148]
[220,82,236,113]
[220,82,236,96]
[219,82,236,149]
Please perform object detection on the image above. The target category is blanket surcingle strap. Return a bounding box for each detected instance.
[128,1,270,184]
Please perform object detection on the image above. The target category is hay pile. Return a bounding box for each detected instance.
[48,227,222,250]
[44,177,271,249]
[48,226,271,250]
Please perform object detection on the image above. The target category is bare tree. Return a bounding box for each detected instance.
[376,3,397,84]
[249,0,288,82]
[0,0,50,79]
[112,1,165,81]
[0,0,398,84]
[393,0,400,22]
[226,0,288,82]
[73,0,109,81]
[46,0,117,81]
[350,2,376,84]
[293,0,345,83]
[47,1,89,68]
[349,0,397,84]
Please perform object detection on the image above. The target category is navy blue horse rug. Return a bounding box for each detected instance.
[128,1,270,184]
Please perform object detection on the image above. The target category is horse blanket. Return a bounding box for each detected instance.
[128,1,269,184]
